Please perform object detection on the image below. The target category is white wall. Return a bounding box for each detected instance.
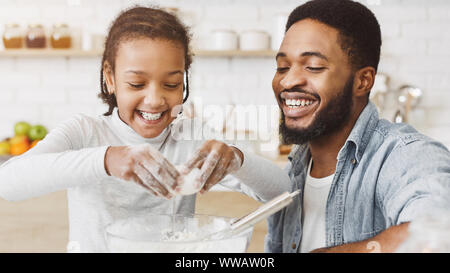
[0,0,449,149]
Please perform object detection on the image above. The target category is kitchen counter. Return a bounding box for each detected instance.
[272,154,289,168]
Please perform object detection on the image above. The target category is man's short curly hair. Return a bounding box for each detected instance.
[286,0,381,72]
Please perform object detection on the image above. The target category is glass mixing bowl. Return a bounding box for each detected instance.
[105,213,253,253]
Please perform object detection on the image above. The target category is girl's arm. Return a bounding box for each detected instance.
[223,147,291,202]
[0,115,109,201]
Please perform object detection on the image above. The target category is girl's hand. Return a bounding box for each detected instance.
[180,140,243,194]
[104,144,180,199]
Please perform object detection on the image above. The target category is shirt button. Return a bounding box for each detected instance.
[351,159,356,165]
[292,243,297,249]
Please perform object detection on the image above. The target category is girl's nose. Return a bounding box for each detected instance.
[143,85,165,107]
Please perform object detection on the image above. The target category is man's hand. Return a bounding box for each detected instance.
[180,140,244,194]
[104,144,180,199]
[311,223,410,253]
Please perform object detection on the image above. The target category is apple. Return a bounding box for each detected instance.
[9,135,30,156]
[14,121,31,136]
[0,140,10,155]
[28,124,48,141]
[9,135,29,145]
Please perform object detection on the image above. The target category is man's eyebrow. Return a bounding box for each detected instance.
[276,51,329,61]
[167,70,184,75]
[301,51,329,61]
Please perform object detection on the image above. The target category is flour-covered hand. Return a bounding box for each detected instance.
[180,140,243,193]
[104,144,180,199]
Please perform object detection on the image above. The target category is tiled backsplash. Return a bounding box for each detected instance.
[0,0,449,149]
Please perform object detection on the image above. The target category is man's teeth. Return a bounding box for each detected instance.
[285,99,314,108]
[139,110,163,120]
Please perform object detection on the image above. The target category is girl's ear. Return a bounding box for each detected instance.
[103,62,115,95]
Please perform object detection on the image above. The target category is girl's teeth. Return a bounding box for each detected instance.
[285,99,314,107]
[140,111,163,120]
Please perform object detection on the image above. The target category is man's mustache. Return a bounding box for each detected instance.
[279,87,321,101]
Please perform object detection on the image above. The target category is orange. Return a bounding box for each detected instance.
[30,139,40,148]
[9,135,30,155]
[10,142,30,155]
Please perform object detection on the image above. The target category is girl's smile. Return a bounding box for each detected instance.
[135,109,168,126]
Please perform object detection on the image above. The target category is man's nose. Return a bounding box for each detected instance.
[280,67,307,90]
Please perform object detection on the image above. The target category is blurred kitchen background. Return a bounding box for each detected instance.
[0,0,450,252]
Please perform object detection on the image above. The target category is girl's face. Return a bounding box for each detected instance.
[105,38,185,138]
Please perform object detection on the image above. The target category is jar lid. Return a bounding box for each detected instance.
[28,23,44,28]
[5,23,20,28]
[53,23,69,28]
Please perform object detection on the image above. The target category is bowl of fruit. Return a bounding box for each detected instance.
[0,121,48,164]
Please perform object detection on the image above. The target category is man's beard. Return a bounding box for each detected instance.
[279,77,354,145]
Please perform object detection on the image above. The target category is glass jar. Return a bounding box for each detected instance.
[51,24,71,49]
[26,24,46,49]
[2,23,23,49]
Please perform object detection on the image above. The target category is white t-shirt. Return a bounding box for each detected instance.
[299,159,334,253]
[0,109,290,252]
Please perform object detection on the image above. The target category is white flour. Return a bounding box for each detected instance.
[175,165,202,195]
[161,229,198,241]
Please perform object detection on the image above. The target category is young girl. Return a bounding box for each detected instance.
[0,6,290,252]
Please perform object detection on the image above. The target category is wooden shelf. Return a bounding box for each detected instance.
[0,49,276,58]
[195,49,276,57]
[0,49,102,57]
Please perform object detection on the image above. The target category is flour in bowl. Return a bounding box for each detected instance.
[107,224,251,253]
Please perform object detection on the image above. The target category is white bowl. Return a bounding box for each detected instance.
[105,213,253,253]
[240,30,270,51]
[209,30,238,51]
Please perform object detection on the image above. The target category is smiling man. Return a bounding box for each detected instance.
[266,0,450,253]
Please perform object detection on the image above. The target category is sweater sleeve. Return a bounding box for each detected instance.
[219,147,291,203]
[0,115,110,201]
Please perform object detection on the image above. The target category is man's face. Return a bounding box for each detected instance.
[273,19,354,144]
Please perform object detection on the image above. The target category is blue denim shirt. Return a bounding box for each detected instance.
[265,101,450,253]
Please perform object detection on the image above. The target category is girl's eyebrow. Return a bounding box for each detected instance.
[125,70,147,75]
[124,70,183,76]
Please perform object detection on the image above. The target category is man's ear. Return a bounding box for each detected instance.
[353,66,376,98]
[103,62,115,95]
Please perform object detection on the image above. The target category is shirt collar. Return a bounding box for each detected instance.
[338,101,379,163]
